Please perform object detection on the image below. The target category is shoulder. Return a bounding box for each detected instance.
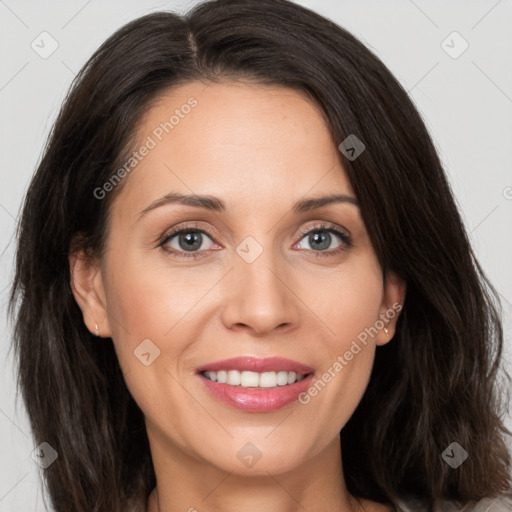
[394,494,512,512]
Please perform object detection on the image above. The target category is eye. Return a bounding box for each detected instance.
[157,221,352,260]
[294,222,351,256]
[157,223,219,258]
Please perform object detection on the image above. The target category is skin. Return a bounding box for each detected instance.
[70,80,405,512]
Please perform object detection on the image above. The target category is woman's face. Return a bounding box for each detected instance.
[72,80,404,477]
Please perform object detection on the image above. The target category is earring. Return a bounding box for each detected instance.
[384,328,389,335]
[95,323,100,337]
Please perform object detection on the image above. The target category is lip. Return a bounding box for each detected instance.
[197,372,316,412]
[195,356,315,412]
[196,356,314,374]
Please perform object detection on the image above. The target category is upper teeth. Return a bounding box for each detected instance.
[202,370,306,388]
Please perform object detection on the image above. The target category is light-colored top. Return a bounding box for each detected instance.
[394,494,512,511]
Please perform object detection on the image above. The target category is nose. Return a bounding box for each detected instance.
[220,250,301,337]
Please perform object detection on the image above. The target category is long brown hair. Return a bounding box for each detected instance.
[9,1,511,511]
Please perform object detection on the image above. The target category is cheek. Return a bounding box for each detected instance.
[310,255,383,346]
[101,247,222,402]
[101,254,196,427]
[103,247,215,339]
[299,255,382,428]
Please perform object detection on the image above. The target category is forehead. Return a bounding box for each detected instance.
[115,80,354,214]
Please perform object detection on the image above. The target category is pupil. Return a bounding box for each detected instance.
[310,231,330,251]
[179,231,202,251]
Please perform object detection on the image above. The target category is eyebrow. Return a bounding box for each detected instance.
[138,192,359,219]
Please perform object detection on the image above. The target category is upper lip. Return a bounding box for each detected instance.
[196,356,314,375]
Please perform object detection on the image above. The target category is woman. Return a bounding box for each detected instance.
[9,0,512,511]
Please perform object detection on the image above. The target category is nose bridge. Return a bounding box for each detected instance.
[220,238,299,335]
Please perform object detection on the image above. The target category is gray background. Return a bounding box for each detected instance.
[1,0,511,510]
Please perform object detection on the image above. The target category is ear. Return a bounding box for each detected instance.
[375,271,406,346]
[69,250,112,338]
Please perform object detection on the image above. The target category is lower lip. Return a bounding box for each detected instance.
[197,372,315,412]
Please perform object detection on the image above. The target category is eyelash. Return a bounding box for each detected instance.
[156,222,352,259]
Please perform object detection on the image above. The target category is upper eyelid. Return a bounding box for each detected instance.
[297,222,350,237]
[159,221,350,248]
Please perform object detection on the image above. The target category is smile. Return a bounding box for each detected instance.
[201,369,307,388]
[196,356,315,412]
